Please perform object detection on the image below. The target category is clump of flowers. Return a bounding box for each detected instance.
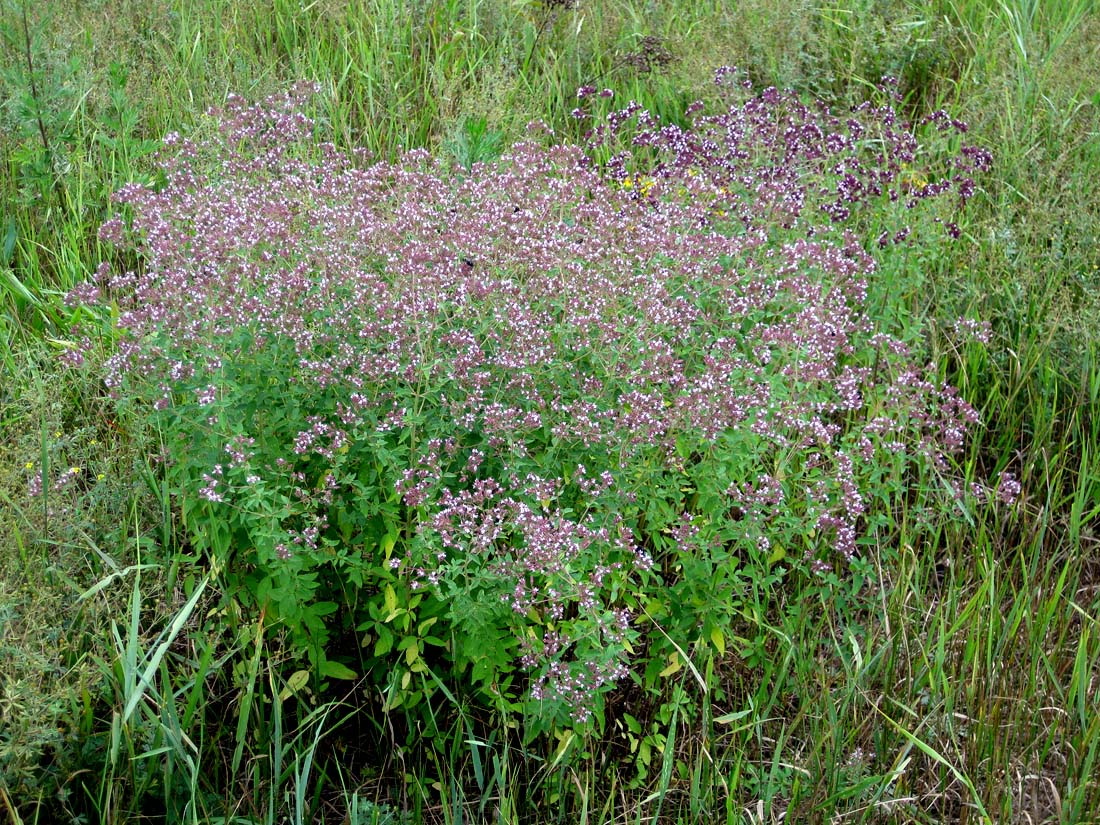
[66,77,992,725]
[579,68,989,243]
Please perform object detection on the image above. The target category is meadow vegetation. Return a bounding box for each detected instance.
[1,1,1098,823]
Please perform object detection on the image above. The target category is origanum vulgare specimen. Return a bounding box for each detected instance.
[69,74,999,725]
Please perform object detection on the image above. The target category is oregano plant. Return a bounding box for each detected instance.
[62,74,1009,732]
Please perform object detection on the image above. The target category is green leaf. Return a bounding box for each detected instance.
[658,653,682,678]
[279,669,311,700]
[709,625,726,655]
[319,660,357,680]
[381,533,397,557]
[373,625,394,656]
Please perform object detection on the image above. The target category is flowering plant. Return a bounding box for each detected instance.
[66,74,998,728]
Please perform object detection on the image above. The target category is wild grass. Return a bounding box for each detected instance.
[2,0,1099,823]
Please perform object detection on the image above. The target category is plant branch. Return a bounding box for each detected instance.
[20,4,51,159]
[20,2,67,211]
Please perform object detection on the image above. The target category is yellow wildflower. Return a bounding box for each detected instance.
[621,175,656,197]
[899,163,928,193]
